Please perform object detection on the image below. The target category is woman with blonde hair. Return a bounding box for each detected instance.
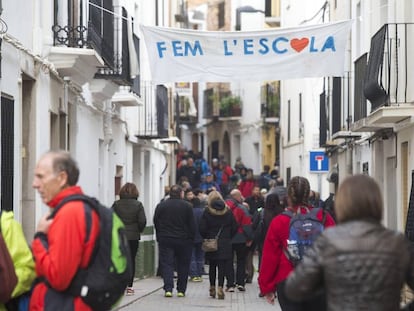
[199,191,237,300]
[285,174,414,310]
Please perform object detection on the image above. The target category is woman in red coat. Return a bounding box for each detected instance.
[258,176,335,311]
[238,169,256,199]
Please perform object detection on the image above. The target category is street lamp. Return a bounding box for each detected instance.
[235,6,265,31]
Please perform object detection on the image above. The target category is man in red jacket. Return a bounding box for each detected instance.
[30,151,100,311]
[225,189,253,292]
[258,176,335,311]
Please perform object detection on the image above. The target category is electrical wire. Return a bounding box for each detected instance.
[300,1,328,25]
[0,17,8,34]
[0,32,91,108]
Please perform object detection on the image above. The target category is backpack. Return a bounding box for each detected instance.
[258,174,271,190]
[0,211,18,303]
[253,209,265,244]
[283,206,325,265]
[50,194,132,310]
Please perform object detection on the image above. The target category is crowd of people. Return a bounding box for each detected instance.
[155,147,414,310]
[2,149,414,311]
[153,148,339,302]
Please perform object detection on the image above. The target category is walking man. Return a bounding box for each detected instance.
[154,184,195,297]
[225,189,253,292]
[30,150,100,310]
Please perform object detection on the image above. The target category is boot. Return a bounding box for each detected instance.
[209,286,216,298]
[217,286,225,299]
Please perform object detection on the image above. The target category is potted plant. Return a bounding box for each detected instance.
[220,95,242,117]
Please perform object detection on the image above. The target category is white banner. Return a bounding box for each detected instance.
[140,20,352,83]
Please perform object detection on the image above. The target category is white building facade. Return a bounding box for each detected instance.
[280,0,414,238]
[0,0,180,278]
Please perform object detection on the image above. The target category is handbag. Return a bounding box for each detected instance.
[202,226,224,252]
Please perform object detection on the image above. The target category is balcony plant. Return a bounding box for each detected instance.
[220,95,242,117]
[267,94,279,117]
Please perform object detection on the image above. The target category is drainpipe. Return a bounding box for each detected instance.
[103,100,113,146]
[62,77,70,149]
[345,142,353,176]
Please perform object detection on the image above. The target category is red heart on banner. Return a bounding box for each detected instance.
[290,38,309,52]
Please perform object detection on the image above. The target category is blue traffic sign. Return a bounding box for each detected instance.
[309,151,329,172]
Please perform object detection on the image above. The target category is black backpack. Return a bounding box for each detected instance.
[253,209,265,244]
[50,194,132,310]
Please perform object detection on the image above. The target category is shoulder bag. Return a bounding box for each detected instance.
[202,225,224,252]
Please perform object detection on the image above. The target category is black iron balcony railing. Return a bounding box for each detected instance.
[51,22,115,74]
[362,23,414,112]
[135,83,168,139]
[52,25,89,48]
[51,21,140,89]
[87,21,114,70]
[354,53,368,122]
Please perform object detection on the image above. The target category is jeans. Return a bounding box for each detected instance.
[158,237,193,293]
[245,245,255,282]
[189,242,204,277]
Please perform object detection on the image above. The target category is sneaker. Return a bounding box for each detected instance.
[194,276,203,282]
[237,285,245,292]
[165,291,173,298]
[226,286,235,292]
[177,292,185,297]
[125,287,134,296]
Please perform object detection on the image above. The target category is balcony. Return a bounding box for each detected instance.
[49,24,104,86]
[177,95,197,124]
[50,5,140,96]
[203,87,242,119]
[94,21,141,92]
[261,82,279,123]
[135,82,169,140]
[352,23,414,132]
[219,95,242,119]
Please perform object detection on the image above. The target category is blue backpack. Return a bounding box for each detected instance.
[283,206,325,265]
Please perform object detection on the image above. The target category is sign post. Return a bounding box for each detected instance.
[309,151,329,195]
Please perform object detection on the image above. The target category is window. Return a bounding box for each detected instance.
[1,96,14,211]
[218,2,225,29]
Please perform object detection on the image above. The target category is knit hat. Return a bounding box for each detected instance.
[212,199,225,210]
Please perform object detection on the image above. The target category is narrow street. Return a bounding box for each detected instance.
[115,274,281,311]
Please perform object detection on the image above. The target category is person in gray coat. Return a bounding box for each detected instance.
[112,182,147,295]
[284,174,414,311]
